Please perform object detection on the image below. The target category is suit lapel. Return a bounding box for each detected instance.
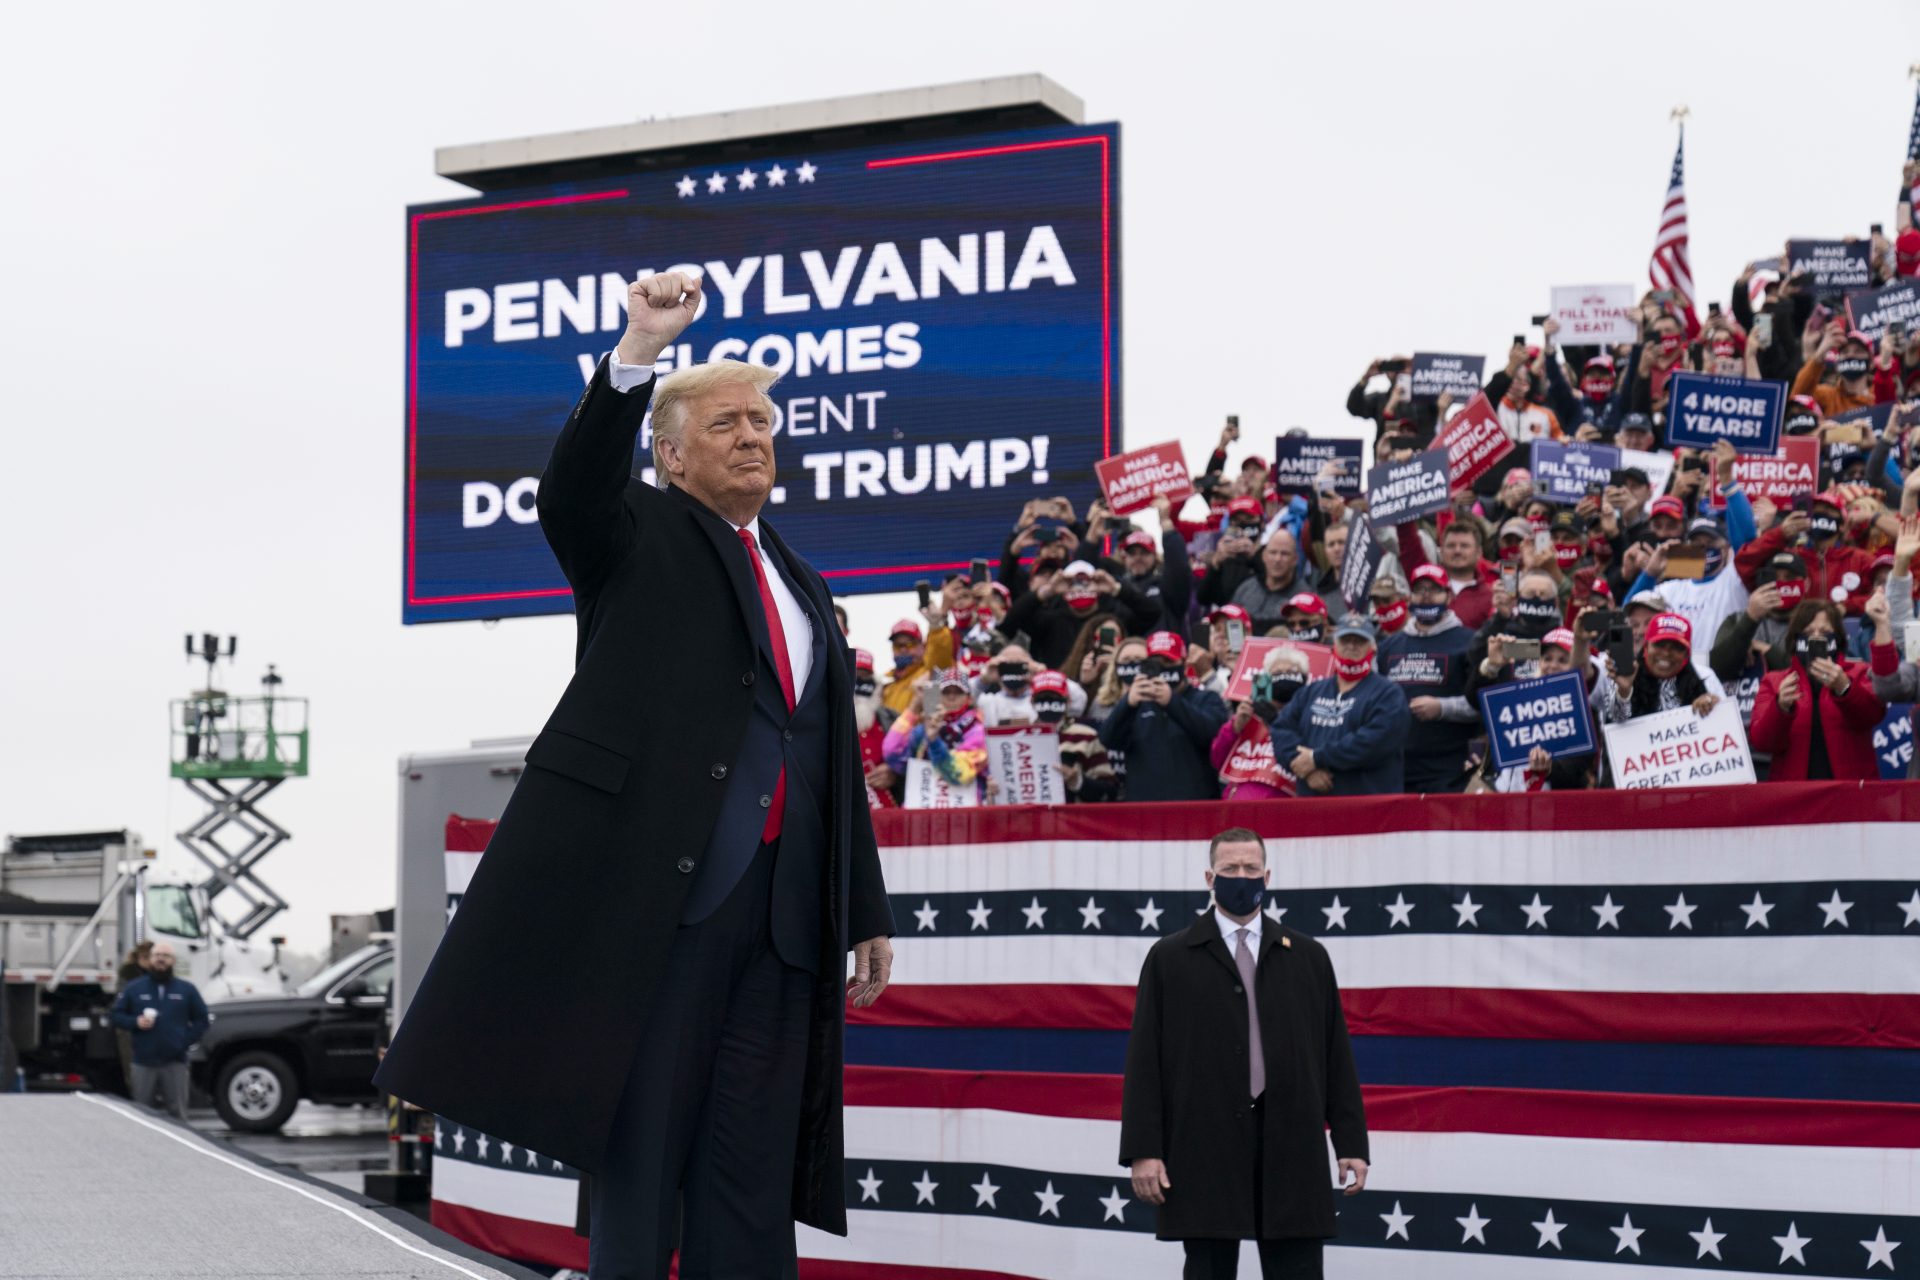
[1188,909,1243,985]
[665,485,778,673]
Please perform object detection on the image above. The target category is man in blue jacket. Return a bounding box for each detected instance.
[1377,565,1481,791]
[1268,618,1411,796]
[1099,630,1229,801]
[108,942,209,1120]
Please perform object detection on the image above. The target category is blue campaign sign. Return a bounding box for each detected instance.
[1529,440,1620,505]
[1270,437,1364,496]
[1480,670,1596,771]
[403,124,1120,623]
[1665,372,1785,456]
[1874,704,1914,781]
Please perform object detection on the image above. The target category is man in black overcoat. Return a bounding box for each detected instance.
[374,270,896,1279]
[1119,827,1368,1280]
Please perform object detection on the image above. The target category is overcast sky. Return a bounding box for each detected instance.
[4,0,1916,958]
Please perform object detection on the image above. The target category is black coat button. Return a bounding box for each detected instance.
[675,856,695,874]
[783,730,794,742]
[759,794,772,808]
[1233,984,1244,994]
[711,763,728,779]
[742,671,755,686]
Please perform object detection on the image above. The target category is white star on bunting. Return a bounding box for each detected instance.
[675,175,695,198]
[1136,898,1163,931]
[451,1128,466,1155]
[1263,903,1287,924]
[1456,1203,1491,1244]
[1664,892,1697,930]
[1610,1212,1644,1255]
[736,167,758,190]
[912,1170,938,1205]
[434,1126,445,1150]
[525,1148,539,1168]
[914,900,939,932]
[1380,1201,1414,1241]
[1078,896,1105,930]
[1099,1186,1130,1222]
[1532,1208,1567,1250]
[796,161,817,182]
[1384,893,1415,928]
[857,1168,883,1203]
[1034,1181,1063,1218]
[1453,893,1482,928]
[476,1134,490,1160]
[970,1172,999,1208]
[1022,897,1048,929]
[1521,893,1553,929]
[1772,1220,1811,1265]
[1689,1217,1726,1260]
[1817,889,1854,928]
[1899,889,1920,927]
[1861,1225,1900,1270]
[967,899,992,931]
[1321,896,1350,930]
[705,172,727,194]
[500,1141,514,1163]
[1740,891,1775,930]
[766,163,787,186]
[1592,893,1624,930]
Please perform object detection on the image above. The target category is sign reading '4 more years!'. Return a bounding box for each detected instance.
[1605,701,1757,790]
[1480,671,1595,772]
[1664,373,1784,456]
[1093,441,1192,516]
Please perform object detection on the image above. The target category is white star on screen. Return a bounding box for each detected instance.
[1689,1217,1726,1260]
[1740,891,1776,930]
[1610,1212,1645,1255]
[1862,1225,1901,1270]
[796,160,817,182]
[1033,1180,1063,1218]
[1456,1203,1491,1245]
[736,167,758,190]
[1520,893,1553,929]
[1592,893,1624,931]
[1099,1186,1130,1222]
[912,1170,938,1205]
[1453,893,1483,928]
[857,1168,883,1202]
[1135,898,1163,931]
[1772,1220,1812,1265]
[1078,896,1105,930]
[1321,896,1350,930]
[1379,1200,1414,1241]
[1022,897,1048,929]
[967,898,992,930]
[1664,892,1697,930]
[1532,1208,1567,1250]
[766,163,787,186]
[1384,893,1415,929]
[705,172,727,194]
[675,175,695,198]
[970,1172,1000,1208]
[913,900,939,932]
[1817,888,1854,928]
[1899,889,1920,927]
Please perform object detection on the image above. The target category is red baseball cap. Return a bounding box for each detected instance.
[1409,563,1449,589]
[1646,612,1692,652]
[1145,631,1187,663]
[1649,495,1686,521]
[1241,455,1269,472]
[1897,228,1920,274]
[853,648,875,673]
[1031,669,1071,697]
[1208,603,1253,627]
[1873,551,1896,571]
[890,618,924,640]
[987,582,1011,603]
[936,668,971,691]
[1543,627,1577,652]
[1226,496,1263,520]
[1283,593,1328,616]
[1122,529,1157,551]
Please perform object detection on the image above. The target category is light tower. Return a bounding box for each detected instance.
[169,634,309,938]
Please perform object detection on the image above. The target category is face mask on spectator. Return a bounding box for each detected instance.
[1657,333,1683,359]
[1410,599,1447,626]
[1581,375,1614,403]
[1141,656,1184,690]
[997,663,1032,696]
[1498,538,1524,564]
[1372,599,1409,633]
[1586,536,1613,564]
[1835,356,1870,379]
[1698,544,1725,576]
[1808,513,1840,541]
[1775,578,1805,609]
[1511,598,1560,637]
[1331,647,1374,681]
[1268,669,1309,703]
[1114,660,1142,684]
[1033,696,1068,725]
[1552,541,1582,571]
[1211,871,1265,916]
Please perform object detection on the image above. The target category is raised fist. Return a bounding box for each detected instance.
[616,271,703,365]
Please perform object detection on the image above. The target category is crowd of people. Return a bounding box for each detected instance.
[846,214,1920,804]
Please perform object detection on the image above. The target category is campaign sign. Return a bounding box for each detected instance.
[1409,352,1485,401]
[1437,392,1513,488]
[1617,446,1675,499]
[904,757,978,809]
[1701,436,1819,513]
[1480,670,1596,771]
[1549,284,1637,345]
[1224,637,1333,703]
[1218,718,1294,793]
[1846,277,1920,343]
[1873,704,1914,781]
[985,724,1064,805]
[1338,513,1382,611]
[403,122,1120,622]
[1665,372,1785,456]
[1269,437,1364,496]
[1529,440,1620,504]
[1095,441,1192,515]
[1786,239,1872,291]
[1606,700,1757,790]
[1364,448,1451,525]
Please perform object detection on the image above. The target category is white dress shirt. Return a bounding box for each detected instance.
[1214,902,1264,952]
[608,353,815,696]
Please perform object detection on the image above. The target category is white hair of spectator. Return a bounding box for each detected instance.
[1262,644,1314,676]
[649,358,781,481]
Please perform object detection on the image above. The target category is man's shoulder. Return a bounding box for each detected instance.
[1276,924,1331,963]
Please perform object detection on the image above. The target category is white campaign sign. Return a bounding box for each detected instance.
[1550,284,1638,345]
[1605,700,1757,790]
[985,724,1064,806]
[1617,446,1675,501]
[904,757,979,809]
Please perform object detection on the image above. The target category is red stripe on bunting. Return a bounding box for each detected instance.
[870,781,1920,846]
[431,1201,585,1270]
[444,814,496,853]
[842,1066,1920,1148]
[849,984,1920,1050]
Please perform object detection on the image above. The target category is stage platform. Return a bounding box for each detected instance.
[0,1094,545,1279]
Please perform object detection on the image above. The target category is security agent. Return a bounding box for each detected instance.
[1120,828,1368,1279]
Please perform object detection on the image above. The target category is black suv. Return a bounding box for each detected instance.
[189,943,392,1132]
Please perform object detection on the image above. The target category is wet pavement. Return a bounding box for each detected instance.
[191,1099,396,1201]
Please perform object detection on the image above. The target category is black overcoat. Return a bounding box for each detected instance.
[1117,913,1367,1240]
[373,358,895,1235]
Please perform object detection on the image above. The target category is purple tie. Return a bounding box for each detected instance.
[1234,927,1265,1098]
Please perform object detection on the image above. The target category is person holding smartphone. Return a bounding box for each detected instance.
[1748,600,1885,780]
[881,669,988,800]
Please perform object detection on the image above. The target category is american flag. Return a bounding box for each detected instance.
[428,786,1920,1277]
[1649,128,1700,339]
[1906,79,1920,209]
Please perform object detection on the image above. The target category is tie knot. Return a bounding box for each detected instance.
[737,527,757,551]
[1235,927,1249,945]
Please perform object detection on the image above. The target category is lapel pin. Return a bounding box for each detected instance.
[1281,935,1292,949]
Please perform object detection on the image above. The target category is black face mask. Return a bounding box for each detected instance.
[1785,412,1820,435]
[1114,661,1142,684]
[1808,514,1840,540]
[1269,670,1309,704]
[1835,357,1870,379]
[1289,624,1324,644]
[1212,873,1265,916]
[1001,677,1031,697]
[1510,598,1560,637]
[1033,700,1068,724]
[854,677,877,698]
[1410,601,1448,626]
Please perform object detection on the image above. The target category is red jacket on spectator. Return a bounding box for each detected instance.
[1395,524,1496,629]
[1748,658,1885,781]
[1733,525,1878,616]
[859,721,895,809]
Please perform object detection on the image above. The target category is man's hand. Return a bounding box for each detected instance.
[1408,696,1442,721]
[1131,1157,1171,1205]
[1644,538,1677,579]
[1306,769,1334,794]
[137,1011,156,1030]
[1338,1158,1369,1195]
[1093,569,1122,597]
[848,935,893,1009]
[1712,438,1738,486]
[1127,675,1154,706]
[1231,701,1255,732]
[1528,745,1553,775]
[1746,583,1781,621]
[1865,589,1893,641]
[1780,510,1811,542]
[1692,693,1719,717]
[1777,670,1803,713]
[865,762,897,791]
[615,271,703,367]
[1290,747,1317,776]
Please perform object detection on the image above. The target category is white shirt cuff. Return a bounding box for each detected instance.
[607,352,657,394]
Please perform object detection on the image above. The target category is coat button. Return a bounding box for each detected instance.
[711,763,728,779]
[675,856,695,874]
[759,794,772,808]
[1233,984,1244,994]
[783,729,794,742]
[742,671,755,686]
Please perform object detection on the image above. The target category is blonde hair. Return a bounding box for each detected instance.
[649,358,781,480]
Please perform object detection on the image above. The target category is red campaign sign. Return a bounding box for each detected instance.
[1094,441,1194,515]
[1700,437,1819,512]
[1224,637,1334,703]
[1438,393,1514,488]
[1218,717,1296,794]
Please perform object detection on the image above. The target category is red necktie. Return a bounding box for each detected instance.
[739,528,796,842]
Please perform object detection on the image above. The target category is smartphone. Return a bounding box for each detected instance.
[915,579,932,608]
[1680,455,1709,473]
[921,683,942,717]
[1505,639,1542,662]
[1650,289,1675,305]
[1513,333,1526,347]
[1585,481,1605,499]
[1533,530,1553,555]
[1378,359,1408,375]
[1791,492,1814,513]
[1607,629,1637,676]
[1225,619,1246,656]
[1529,314,1549,326]
[1707,302,1721,316]
[1662,547,1708,580]
[1872,223,1884,236]
[1581,608,1625,637]
[1227,414,1240,429]
[969,558,988,586]
[1891,320,1907,341]
[1805,635,1835,663]
[1753,313,1774,345]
